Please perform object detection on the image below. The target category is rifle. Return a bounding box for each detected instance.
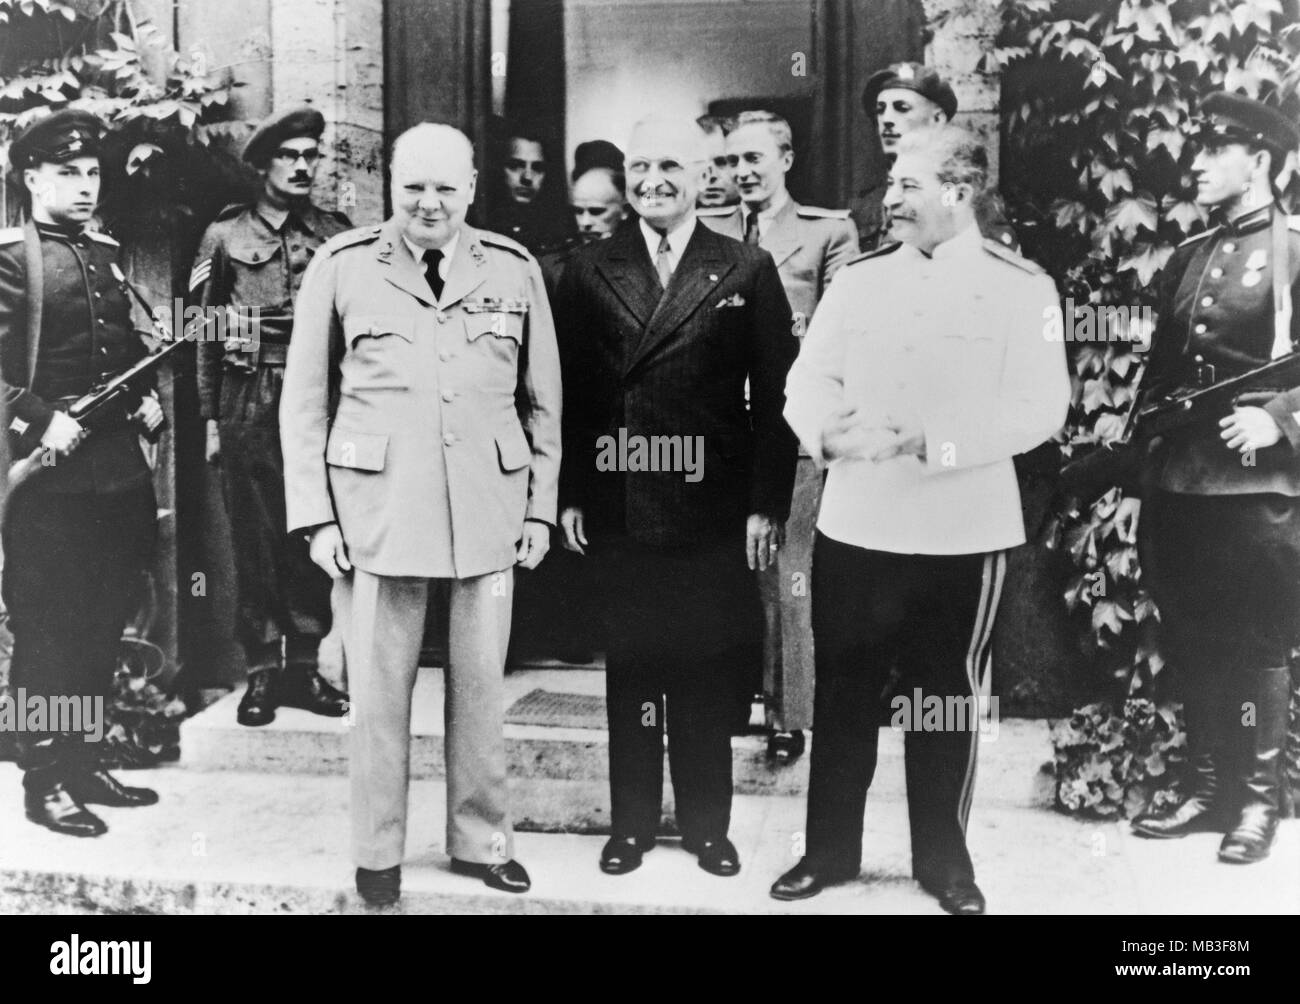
[1059,351,1300,504]
[8,266,210,490]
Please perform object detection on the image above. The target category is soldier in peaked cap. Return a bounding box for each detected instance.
[190,105,352,727]
[1127,91,1300,864]
[1,109,165,836]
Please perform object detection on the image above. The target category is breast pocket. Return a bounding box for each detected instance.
[227,242,284,304]
[343,314,414,391]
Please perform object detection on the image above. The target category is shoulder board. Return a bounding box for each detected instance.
[981,238,1043,274]
[479,232,532,260]
[796,206,852,220]
[86,230,119,247]
[322,225,384,255]
[214,202,249,222]
[1178,225,1219,248]
[0,227,23,246]
[843,241,904,267]
[1289,216,1300,234]
[696,205,739,217]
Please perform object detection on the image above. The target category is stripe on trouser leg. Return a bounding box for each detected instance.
[957,550,1006,832]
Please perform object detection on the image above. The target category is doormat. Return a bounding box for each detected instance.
[505,689,607,730]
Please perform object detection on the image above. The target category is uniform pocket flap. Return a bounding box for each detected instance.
[343,314,414,345]
[227,242,282,266]
[326,427,389,472]
[466,312,524,343]
[496,423,532,471]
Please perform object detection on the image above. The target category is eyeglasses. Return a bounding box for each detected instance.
[273,148,323,165]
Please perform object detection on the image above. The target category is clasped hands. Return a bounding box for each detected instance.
[820,405,926,464]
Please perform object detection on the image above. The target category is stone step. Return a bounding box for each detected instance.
[180,668,1057,831]
[3,764,1294,915]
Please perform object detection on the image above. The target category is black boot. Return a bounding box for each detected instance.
[237,668,278,727]
[1285,662,1300,819]
[1219,666,1290,864]
[1132,690,1228,838]
[278,664,349,718]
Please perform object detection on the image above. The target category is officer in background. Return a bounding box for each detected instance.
[1127,93,1300,864]
[1,110,164,835]
[857,63,1018,252]
[775,126,1068,912]
[697,115,741,210]
[699,109,858,760]
[191,107,351,726]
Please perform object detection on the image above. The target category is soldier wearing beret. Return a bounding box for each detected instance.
[699,109,859,761]
[1,109,164,836]
[1127,92,1300,864]
[190,106,352,726]
[857,62,1018,252]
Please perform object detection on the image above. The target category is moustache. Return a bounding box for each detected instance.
[289,174,311,184]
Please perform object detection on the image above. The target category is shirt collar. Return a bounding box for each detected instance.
[402,228,461,266]
[255,200,291,233]
[928,222,984,261]
[1216,202,1273,237]
[754,189,790,223]
[640,214,696,261]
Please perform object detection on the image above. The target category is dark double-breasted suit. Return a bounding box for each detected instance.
[554,219,798,842]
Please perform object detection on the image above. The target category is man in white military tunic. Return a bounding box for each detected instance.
[772,127,1068,913]
[280,123,562,906]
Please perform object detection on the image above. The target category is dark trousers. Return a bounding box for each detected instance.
[592,532,757,843]
[219,366,330,669]
[804,533,1005,885]
[2,481,155,786]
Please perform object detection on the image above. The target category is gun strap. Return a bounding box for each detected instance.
[1272,206,1293,359]
[22,220,42,388]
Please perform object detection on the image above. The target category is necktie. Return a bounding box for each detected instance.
[744,211,761,246]
[422,248,445,301]
[655,235,673,291]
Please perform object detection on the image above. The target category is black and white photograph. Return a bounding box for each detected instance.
[0,0,1296,951]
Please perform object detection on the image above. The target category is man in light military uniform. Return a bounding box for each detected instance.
[773,126,1068,912]
[700,109,858,760]
[191,106,351,727]
[280,123,562,906]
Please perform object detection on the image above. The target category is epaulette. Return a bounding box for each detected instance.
[981,238,1043,274]
[479,232,532,260]
[796,205,852,220]
[843,241,903,267]
[214,202,248,222]
[86,230,119,247]
[1178,225,1219,248]
[696,205,739,217]
[0,227,23,246]
[322,225,383,255]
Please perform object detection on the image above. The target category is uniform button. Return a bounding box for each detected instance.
[87,265,96,273]
[1200,295,1214,307]
[436,312,446,324]
[438,350,451,362]
[1210,267,1223,278]
[1223,242,1236,253]
[443,433,456,446]
[97,317,106,325]
[99,346,109,354]
[441,389,454,402]
[94,291,102,298]
[1194,323,1207,334]
[290,244,301,252]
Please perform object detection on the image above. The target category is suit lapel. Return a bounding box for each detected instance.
[440,227,488,309]
[594,225,661,327]
[626,222,733,375]
[375,219,438,308]
[761,200,802,269]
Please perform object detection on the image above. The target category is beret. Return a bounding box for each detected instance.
[8,109,104,171]
[242,106,326,166]
[1197,92,1300,159]
[861,62,958,121]
[572,139,624,181]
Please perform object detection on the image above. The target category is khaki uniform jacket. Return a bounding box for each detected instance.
[280,220,562,578]
[699,199,858,335]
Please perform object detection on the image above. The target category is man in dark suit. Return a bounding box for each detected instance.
[555,116,798,877]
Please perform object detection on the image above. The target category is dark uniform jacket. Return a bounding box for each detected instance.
[0,221,150,493]
[191,200,351,421]
[1146,205,1300,496]
[554,220,798,546]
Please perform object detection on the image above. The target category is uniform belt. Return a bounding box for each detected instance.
[258,343,289,365]
[224,342,289,368]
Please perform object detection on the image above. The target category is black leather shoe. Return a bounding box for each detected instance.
[450,858,531,893]
[278,666,349,718]
[356,865,401,906]
[600,835,654,875]
[769,858,857,901]
[24,783,107,837]
[237,669,277,727]
[767,730,806,762]
[686,837,741,877]
[920,878,986,915]
[65,768,158,807]
[1131,754,1228,838]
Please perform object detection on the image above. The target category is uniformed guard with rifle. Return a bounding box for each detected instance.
[0,110,165,836]
[191,107,352,726]
[1119,92,1300,864]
